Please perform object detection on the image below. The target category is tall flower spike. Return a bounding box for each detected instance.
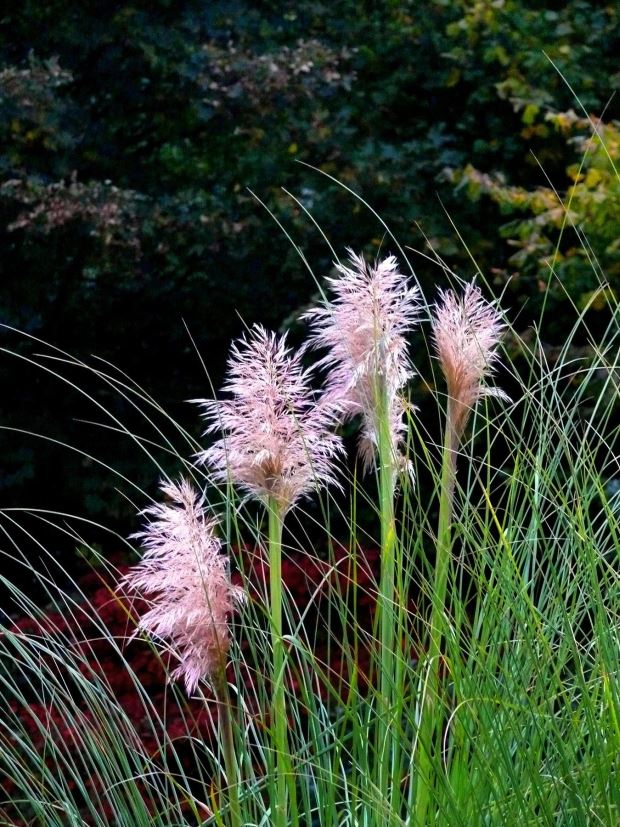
[195,324,343,514]
[302,250,421,471]
[118,479,244,695]
[432,281,508,446]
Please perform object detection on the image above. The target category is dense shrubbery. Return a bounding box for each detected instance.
[0,1,618,519]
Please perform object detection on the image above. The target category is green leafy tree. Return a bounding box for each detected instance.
[0,0,618,519]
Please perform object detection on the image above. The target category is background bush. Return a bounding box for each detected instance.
[1,0,618,525]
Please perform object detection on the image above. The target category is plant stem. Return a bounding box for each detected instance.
[212,665,242,827]
[376,385,400,812]
[415,414,457,826]
[267,498,297,827]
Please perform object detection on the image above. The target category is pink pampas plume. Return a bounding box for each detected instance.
[195,324,343,514]
[431,282,508,447]
[118,478,244,695]
[302,250,421,471]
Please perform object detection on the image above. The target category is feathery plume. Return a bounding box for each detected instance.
[118,479,244,695]
[302,249,421,471]
[431,281,507,445]
[195,324,343,514]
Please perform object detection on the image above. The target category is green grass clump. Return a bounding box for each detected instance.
[1,152,619,826]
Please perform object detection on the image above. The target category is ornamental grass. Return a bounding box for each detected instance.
[1,202,618,827]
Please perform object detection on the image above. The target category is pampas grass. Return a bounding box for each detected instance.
[1,169,618,827]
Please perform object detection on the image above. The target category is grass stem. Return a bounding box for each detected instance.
[414,414,457,826]
[376,386,401,815]
[211,667,242,827]
[268,498,298,827]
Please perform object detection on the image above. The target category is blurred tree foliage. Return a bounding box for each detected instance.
[0,0,618,520]
[452,111,620,336]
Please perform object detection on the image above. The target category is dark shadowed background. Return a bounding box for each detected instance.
[1,0,618,547]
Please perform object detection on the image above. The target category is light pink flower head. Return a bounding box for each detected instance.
[195,324,343,514]
[302,250,421,472]
[118,478,244,695]
[432,282,508,444]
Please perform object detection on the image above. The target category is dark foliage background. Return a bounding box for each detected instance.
[1,1,618,534]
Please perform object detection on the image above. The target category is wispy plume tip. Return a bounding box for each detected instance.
[195,324,343,513]
[118,479,244,695]
[432,281,507,443]
[302,250,421,473]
